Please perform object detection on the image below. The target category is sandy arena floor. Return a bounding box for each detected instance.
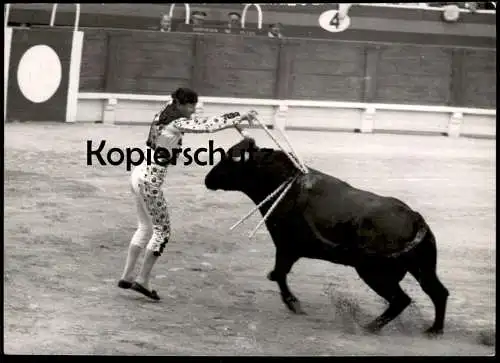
[4,123,495,355]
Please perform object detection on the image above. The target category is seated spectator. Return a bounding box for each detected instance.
[477,1,496,10]
[191,11,207,27]
[159,14,171,32]
[439,2,496,11]
[227,12,241,29]
[268,23,283,38]
[426,2,454,7]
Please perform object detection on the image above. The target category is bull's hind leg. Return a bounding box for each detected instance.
[356,264,410,333]
[413,271,448,336]
[405,230,449,336]
[267,252,304,314]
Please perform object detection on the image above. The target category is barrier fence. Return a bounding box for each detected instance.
[77,92,496,139]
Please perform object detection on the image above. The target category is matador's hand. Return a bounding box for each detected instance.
[241,110,258,125]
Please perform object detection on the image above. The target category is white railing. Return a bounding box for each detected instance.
[78,92,496,116]
[77,92,496,139]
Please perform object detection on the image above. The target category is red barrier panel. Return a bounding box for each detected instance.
[5,27,84,122]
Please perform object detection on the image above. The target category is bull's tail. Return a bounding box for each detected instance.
[387,212,428,258]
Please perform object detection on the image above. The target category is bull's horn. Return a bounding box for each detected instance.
[253,117,308,174]
[229,176,293,231]
[248,173,300,238]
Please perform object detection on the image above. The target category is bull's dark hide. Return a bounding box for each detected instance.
[204,137,449,336]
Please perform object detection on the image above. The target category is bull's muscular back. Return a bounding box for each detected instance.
[299,170,421,256]
[243,149,421,258]
[258,166,420,259]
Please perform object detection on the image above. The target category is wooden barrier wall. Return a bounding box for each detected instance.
[79,29,496,109]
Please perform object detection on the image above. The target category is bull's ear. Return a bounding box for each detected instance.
[246,137,257,149]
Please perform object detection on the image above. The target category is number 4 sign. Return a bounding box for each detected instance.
[318,9,351,33]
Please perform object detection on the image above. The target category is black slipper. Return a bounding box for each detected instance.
[131,281,160,301]
[118,280,133,289]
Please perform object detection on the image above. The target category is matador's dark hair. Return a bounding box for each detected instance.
[171,87,198,105]
[155,87,198,125]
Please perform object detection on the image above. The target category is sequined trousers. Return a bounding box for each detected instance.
[129,161,171,256]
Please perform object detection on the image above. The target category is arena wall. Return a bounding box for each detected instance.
[78,29,496,109]
[5,4,496,138]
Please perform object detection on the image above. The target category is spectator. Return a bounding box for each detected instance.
[268,23,283,38]
[440,2,496,11]
[465,2,478,11]
[426,2,454,7]
[191,11,207,27]
[159,14,171,32]
[476,1,496,10]
[227,12,241,29]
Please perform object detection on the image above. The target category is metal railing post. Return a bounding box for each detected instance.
[169,3,191,25]
[241,4,263,29]
[5,4,11,28]
[50,3,81,31]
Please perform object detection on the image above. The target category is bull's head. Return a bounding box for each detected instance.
[205,137,296,195]
[205,137,259,192]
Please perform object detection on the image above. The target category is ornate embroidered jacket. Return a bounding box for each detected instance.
[144,103,242,168]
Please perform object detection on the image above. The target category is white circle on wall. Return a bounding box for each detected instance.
[17,45,62,103]
[318,10,351,33]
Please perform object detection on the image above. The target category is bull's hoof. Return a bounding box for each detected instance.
[424,326,443,337]
[267,271,277,281]
[283,295,306,315]
[363,320,383,334]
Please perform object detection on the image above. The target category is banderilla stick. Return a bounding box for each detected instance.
[234,123,250,139]
[230,176,294,231]
[236,115,306,174]
[248,173,300,238]
[253,117,308,174]
[274,125,308,174]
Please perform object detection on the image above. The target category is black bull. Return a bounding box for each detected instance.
[204,138,449,336]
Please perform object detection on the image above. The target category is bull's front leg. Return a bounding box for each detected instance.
[267,252,304,314]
